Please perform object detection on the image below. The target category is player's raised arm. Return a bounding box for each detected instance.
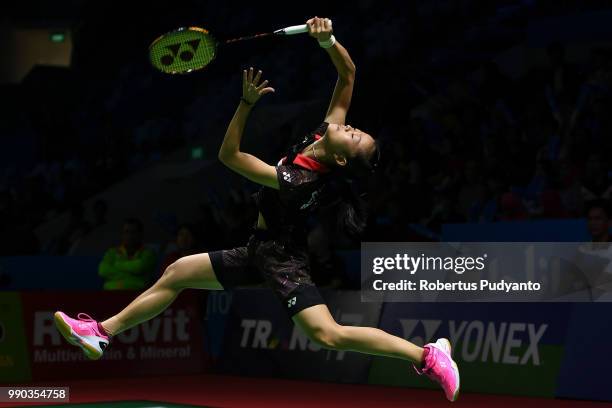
[218,67,279,189]
[307,17,356,125]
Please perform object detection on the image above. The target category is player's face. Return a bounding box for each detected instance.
[324,123,376,165]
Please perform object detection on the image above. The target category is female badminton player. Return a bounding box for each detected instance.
[54,17,460,402]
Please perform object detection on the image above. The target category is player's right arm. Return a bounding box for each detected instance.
[307,17,356,125]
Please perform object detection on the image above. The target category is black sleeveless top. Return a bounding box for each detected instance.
[253,122,331,241]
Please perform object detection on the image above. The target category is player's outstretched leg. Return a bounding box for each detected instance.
[293,304,460,402]
[54,253,222,360]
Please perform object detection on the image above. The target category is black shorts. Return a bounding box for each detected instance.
[208,229,325,317]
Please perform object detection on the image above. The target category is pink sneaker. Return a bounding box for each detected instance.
[414,338,460,402]
[54,311,110,360]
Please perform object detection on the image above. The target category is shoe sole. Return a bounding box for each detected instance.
[53,312,103,360]
[437,338,460,402]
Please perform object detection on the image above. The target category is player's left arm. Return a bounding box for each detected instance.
[218,67,279,190]
[307,17,356,125]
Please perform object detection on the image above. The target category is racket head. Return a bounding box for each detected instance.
[149,27,218,74]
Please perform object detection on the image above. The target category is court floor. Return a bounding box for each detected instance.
[3,374,612,408]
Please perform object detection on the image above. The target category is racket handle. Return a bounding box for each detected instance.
[274,20,332,35]
[274,19,333,35]
[274,24,308,35]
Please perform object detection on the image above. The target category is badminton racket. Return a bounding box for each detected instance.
[149,21,331,75]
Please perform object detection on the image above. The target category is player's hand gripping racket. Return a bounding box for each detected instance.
[149,21,331,74]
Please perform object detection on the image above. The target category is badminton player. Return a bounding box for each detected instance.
[54,17,460,401]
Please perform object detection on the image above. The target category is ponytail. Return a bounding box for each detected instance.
[323,140,381,238]
[334,178,368,237]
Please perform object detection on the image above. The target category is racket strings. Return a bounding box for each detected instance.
[150,30,217,74]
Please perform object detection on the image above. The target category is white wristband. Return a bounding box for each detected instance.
[318,35,336,49]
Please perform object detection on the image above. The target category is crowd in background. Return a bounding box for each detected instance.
[1,1,611,287]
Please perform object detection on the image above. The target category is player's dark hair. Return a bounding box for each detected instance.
[326,140,381,237]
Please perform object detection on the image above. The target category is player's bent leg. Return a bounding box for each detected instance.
[100,253,223,336]
[158,252,225,291]
[292,304,460,402]
[55,252,224,360]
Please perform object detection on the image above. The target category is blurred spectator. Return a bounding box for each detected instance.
[456,159,485,218]
[582,152,612,201]
[55,203,92,255]
[586,200,611,243]
[539,190,568,219]
[469,174,505,222]
[98,217,157,290]
[544,42,581,127]
[499,192,529,221]
[158,224,201,277]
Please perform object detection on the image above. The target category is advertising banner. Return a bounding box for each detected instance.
[216,288,382,384]
[368,302,570,397]
[0,293,30,383]
[20,290,207,381]
[204,290,233,362]
[555,303,612,401]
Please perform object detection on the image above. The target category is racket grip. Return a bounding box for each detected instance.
[274,24,308,35]
[274,19,334,36]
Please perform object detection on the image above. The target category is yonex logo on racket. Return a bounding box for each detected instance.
[149,27,217,74]
[160,39,202,67]
[287,297,297,307]
[282,171,292,182]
